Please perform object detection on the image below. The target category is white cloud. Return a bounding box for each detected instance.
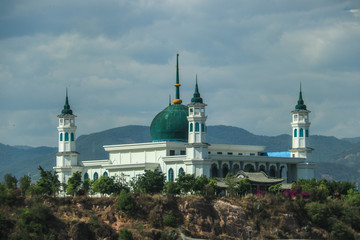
[0,0,360,146]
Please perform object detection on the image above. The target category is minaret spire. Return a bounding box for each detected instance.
[191,75,203,103]
[173,53,182,104]
[295,83,306,110]
[61,88,73,115]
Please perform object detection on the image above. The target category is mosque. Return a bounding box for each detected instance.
[53,54,315,187]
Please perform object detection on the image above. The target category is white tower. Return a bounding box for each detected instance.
[186,78,209,163]
[290,86,313,158]
[54,90,80,185]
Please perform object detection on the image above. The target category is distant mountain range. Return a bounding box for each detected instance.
[1,125,359,183]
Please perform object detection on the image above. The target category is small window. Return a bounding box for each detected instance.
[250,153,255,156]
[195,122,199,132]
[217,152,222,155]
[300,128,304,137]
[190,108,193,112]
[71,133,74,141]
[179,167,184,175]
[190,123,193,132]
[227,152,233,155]
[65,132,69,141]
[84,173,89,180]
[305,129,309,137]
[208,152,211,155]
[168,168,174,182]
[238,153,243,156]
[201,123,205,132]
[93,172,98,180]
[180,150,186,155]
[60,133,63,141]
[169,150,175,156]
[103,172,108,177]
[294,129,297,137]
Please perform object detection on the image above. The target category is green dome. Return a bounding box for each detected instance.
[150,104,188,142]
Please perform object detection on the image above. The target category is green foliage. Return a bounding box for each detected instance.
[237,178,251,196]
[176,172,196,194]
[19,175,31,197]
[165,181,180,195]
[66,171,82,196]
[0,211,13,240]
[330,220,354,240]
[119,229,133,240]
[204,178,218,196]
[117,189,135,214]
[11,203,55,239]
[163,211,177,227]
[268,183,282,195]
[192,175,209,195]
[82,178,91,195]
[305,202,331,229]
[343,189,360,207]
[133,169,165,194]
[4,174,18,189]
[36,166,60,196]
[225,173,237,196]
[0,182,20,205]
[93,176,116,195]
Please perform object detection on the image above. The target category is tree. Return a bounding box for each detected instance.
[165,181,180,196]
[4,174,17,189]
[193,175,209,195]
[93,176,116,195]
[66,171,82,196]
[117,189,135,215]
[176,172,196,194]
[82,179,91,195]
[19,175,31,197]
[36,166,60,196]
[225,173,237,196]
[204,178,218,196]
[134,169,165,194]
[237,178,251,196]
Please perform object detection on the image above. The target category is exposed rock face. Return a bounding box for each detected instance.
[179,197,255,239]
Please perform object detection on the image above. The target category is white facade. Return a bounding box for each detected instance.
[54,68,315,186]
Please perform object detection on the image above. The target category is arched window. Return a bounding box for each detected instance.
[259,165,266,173]
[190,123,193,132]
[103,172,108,177]
[71,133,74,141]
[65,132,69,141]
[201,123,205,132]
[93,172,98,181]
[294,129,297,137]
[179,167,184,175]
[84,172,89,180]
[300,128,304,137]
[195,122,199,132]
[168,168,174,182]
[305,129,309,137]
[60,133,63,141]
[211,163,218,178]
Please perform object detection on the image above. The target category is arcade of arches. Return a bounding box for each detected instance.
[210,162,286,178]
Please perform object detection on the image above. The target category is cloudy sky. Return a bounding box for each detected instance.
[1,0,360,147]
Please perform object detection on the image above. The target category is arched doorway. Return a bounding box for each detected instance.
[269,166,276,177]
[244,164,255,172]
[233,164,240,174]
[222,164,229,177]
[211,163,218,178]
[259,165,266,173]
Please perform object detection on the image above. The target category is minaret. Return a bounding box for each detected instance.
[55,89,79,182]
[173,53,182,105]
[290,85,313,158]
[186,76,209,160]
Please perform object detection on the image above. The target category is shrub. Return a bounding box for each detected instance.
[305,202,331,229]
[163,211,177,227]
[117,189,135,214]
[330,220,354,240]
[119,229,133,240]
